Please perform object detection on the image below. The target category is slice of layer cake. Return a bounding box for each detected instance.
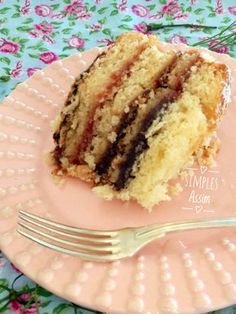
[50,32,230,210]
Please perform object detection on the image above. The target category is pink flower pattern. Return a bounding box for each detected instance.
[63,0,92,19]
[10,300,22,313]
[20,0,31,15]
[161,0,181,16]
[29,22,54,43]
[42,35,55,44]
[117,0,128,12]
[39,51,58,64]
[27,67,41,77]
[10,61,23,78]
[96,38,114,46]
[90,23,102,31]
[168,34,188,44]
[174,12,190,20]
[132,4,149,17]
[228,6,236,16]
[51,13,65,19]
[34,22,53,35]
[209,40,229,54]
[133,22,149,33]
[76,11,92,20]
[65,0,84,14]
[10,293,38,314]
[159,0,189,20]
[0,39,20,54]
[68,36,85,49]
[215,0,224,14]
[148,13,162,20]
[35,4,52,17]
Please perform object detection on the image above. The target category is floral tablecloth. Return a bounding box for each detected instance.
[1,0,236,313]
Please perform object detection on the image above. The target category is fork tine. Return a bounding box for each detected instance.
[19,215,120,245]
[18,222,121,254]
[19,210,117,237]
[17,228,122,262]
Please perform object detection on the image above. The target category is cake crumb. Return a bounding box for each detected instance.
[50,114,61,132]
[93,185,114,200]
[200,51,216,62]
[170,183,183,196]
[111,115,119,126]
[84,153,96,170]
[190,65,197,73]
[196,136,220,167]
[124,106,130,113]
[107,132,117,143]
[52,174,65,188]
[68,165,96,183]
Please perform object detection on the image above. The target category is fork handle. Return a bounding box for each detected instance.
[136,217,236,239]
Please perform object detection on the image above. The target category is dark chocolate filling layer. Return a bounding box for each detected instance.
[52,91,79,166]
[53,78,80,145]
[114,53,201,190]
[95,104,139,176]
[156,52,180,88]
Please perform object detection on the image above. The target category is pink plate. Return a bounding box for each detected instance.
[1,43,236,314]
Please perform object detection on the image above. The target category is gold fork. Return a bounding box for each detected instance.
[17,210,236,262]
